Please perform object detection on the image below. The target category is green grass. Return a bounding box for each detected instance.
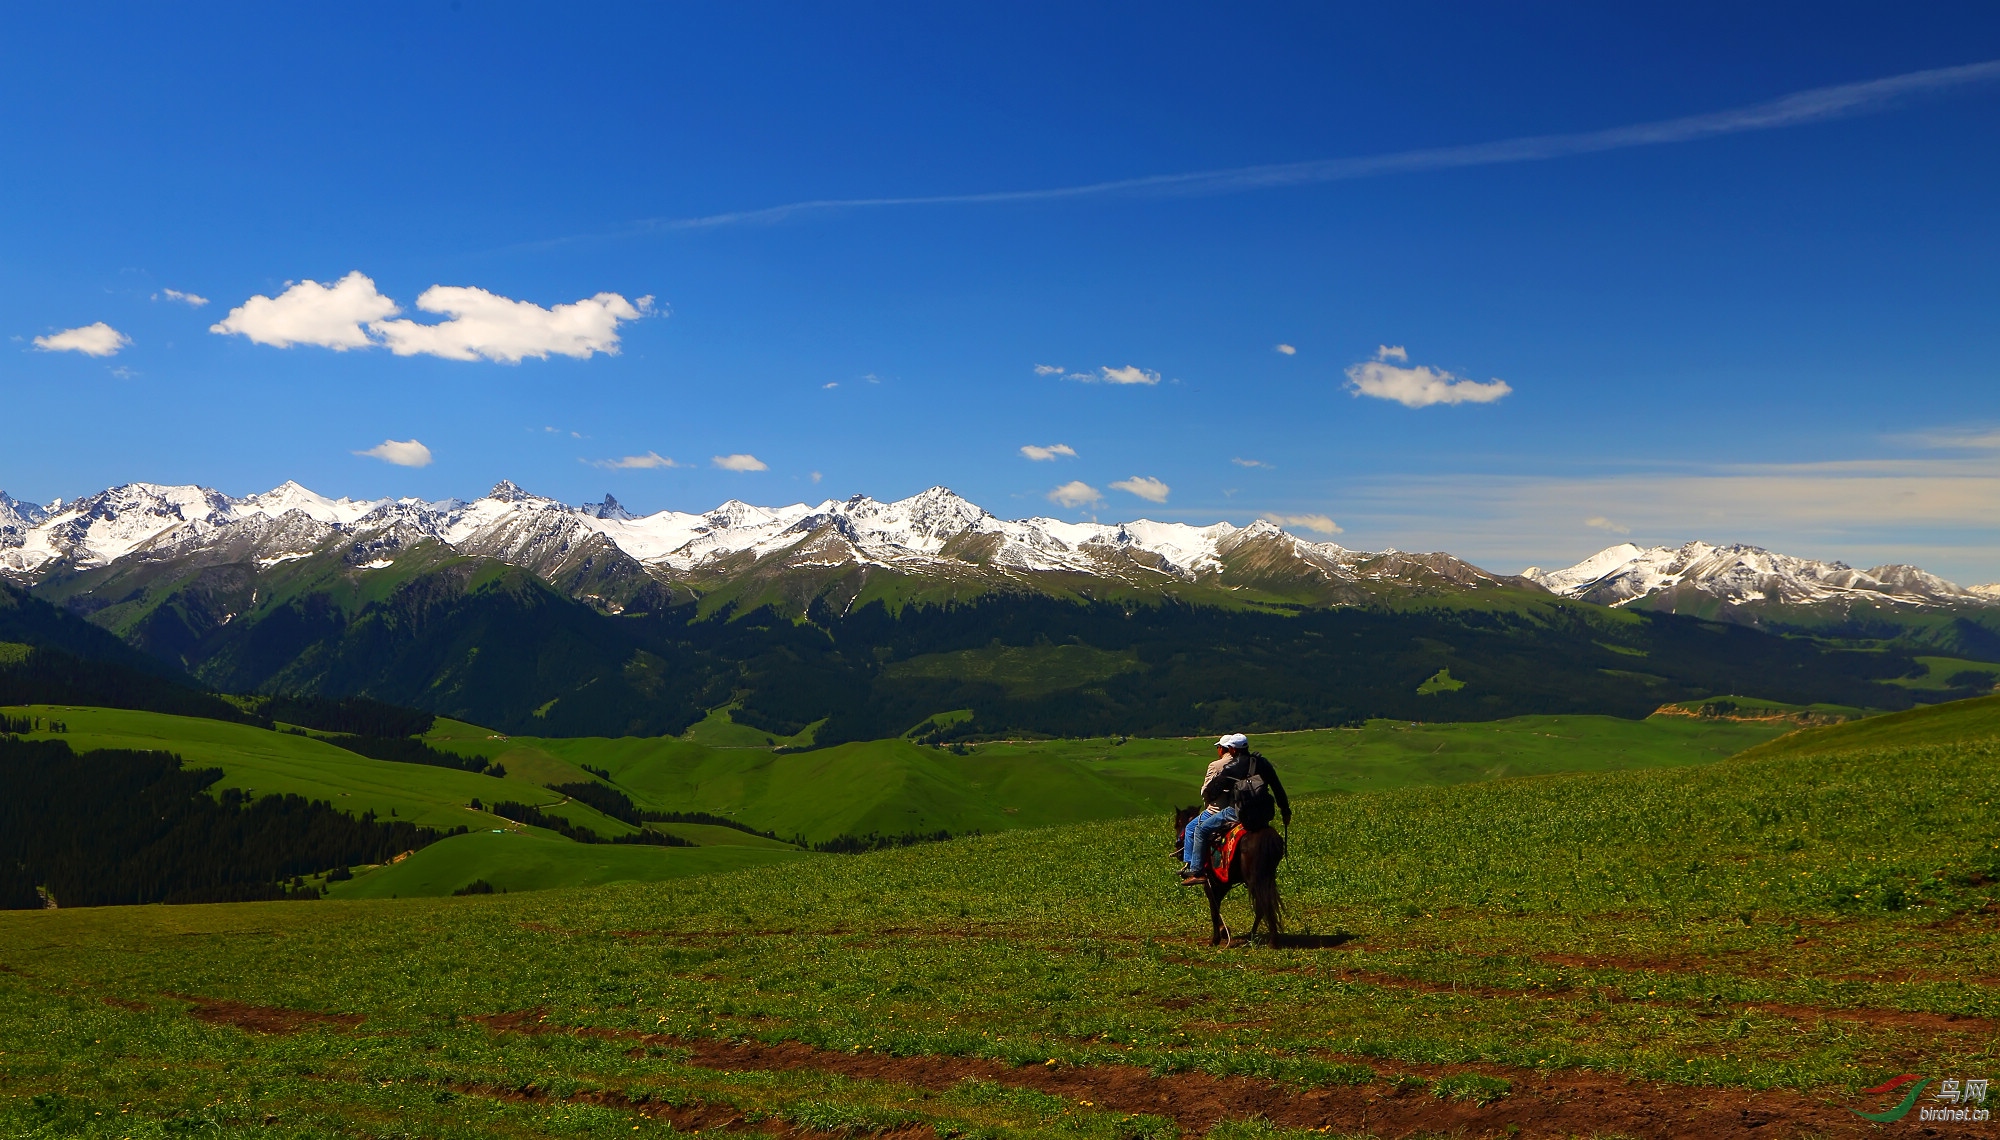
[3,717,1998,1137]
[1737,691,2000,759]
[324,827,804,899]
[1414,667,1464,694]
[425,714,1795,845]
[679,703,824,748]
[0,641,29,665]
[0,704,595,834]
[1887,655,2000,691]
[971,713,1795,798]
[881,642,1142,699]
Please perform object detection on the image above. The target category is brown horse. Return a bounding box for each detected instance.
[1174,806,1285,946]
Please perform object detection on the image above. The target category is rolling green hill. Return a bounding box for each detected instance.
[1734,691,2000,760]
[0,704,624,836]
[2,706,1996,1136]
[323,827,802,899]
[422,713,1796,845]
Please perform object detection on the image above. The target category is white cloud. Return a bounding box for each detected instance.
[712,453,768,472]
[1345,355,1512,408]
[1096,364,1162,386]
[1110,475,1170,503]
[1375,345,1408,362]
[372,287,650,363]
[1262,512,1342,536]
[157,288,209,307]
[1274,344,1296,355]
[353,439,433,467]
[211,271,652,361]
[1231,457,1271,469]
[810,471,823,484]
[32,322,130,357]
[823,382,839,389]
[1020,443,1077,462]
[1585,515,1631,534]
[591,451,682,470]
[211,271,397,349]
[1047,481,1103,509]
[1033,364,1066,376]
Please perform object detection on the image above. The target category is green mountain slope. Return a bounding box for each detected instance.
[1734,692,2000,760]
[33,536,1945,742]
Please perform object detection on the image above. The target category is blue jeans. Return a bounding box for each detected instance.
[1182,805,1237,870]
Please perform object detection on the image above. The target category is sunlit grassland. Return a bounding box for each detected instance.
[324,827,804,899]
[4,713,1998,1137]
[1740,692,2000,759]
[0,704,607,834]
[423,713,1795,843]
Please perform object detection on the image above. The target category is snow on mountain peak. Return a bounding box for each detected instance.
[1533,540,1977,609]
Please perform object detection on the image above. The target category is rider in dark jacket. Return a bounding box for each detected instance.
[1181,733,1292,884]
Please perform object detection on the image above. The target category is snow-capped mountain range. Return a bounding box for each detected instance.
[1,479,1993,612]
[0,479,1388,590]
[1527,541,1998,610]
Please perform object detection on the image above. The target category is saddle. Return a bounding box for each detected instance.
[1207,824,1249,883]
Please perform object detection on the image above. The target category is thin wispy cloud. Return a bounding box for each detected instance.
[1020,443,1077,461]
[712,453,768,472]
[590,451,682,470]
[154,288,209,306]
[1585,516,1632,534]
[1085,365,1162,386]
[1032,364,1066,376]
[638,61,2000,230]
[1274,344,1296,355]
[1231,457,1272,469]
[1330,456,2000,581]
[1898,426,2000,450]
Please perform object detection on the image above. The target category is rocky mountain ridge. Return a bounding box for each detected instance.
[1529,541,1993,612]
[2,479,1993,616]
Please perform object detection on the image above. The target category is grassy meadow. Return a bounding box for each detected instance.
[3,697,1999,1136]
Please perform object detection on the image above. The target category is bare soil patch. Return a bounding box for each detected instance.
[474,1009,1983,1138]
[173,995,364,1034]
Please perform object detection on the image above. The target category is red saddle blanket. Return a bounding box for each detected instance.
[1210,824,1248,882]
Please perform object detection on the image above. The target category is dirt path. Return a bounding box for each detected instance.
[476,1010,1985,1138]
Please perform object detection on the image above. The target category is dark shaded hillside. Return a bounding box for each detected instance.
[0,581,182,676]
[38,552,1924,743]
[745,596,1921,744]
[0,737,449,908]
[0,583,256,723]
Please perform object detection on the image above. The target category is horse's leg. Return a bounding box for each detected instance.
[1207,882,1227,946]
[1235,854,1262,944]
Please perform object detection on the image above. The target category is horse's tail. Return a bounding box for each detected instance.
[1247,829,1285,941]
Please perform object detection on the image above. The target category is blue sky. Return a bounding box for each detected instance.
[4,3,1998,580]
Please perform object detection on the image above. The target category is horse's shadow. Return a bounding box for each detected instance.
[1270,931,1357,949]
[1221,930,1357,950]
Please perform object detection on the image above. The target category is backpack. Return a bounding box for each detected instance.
[1232,753,1276,828]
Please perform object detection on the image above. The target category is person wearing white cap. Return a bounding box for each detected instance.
[1179,732,1290,885]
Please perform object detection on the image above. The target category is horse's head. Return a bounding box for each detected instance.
[1173,804,1201,847]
